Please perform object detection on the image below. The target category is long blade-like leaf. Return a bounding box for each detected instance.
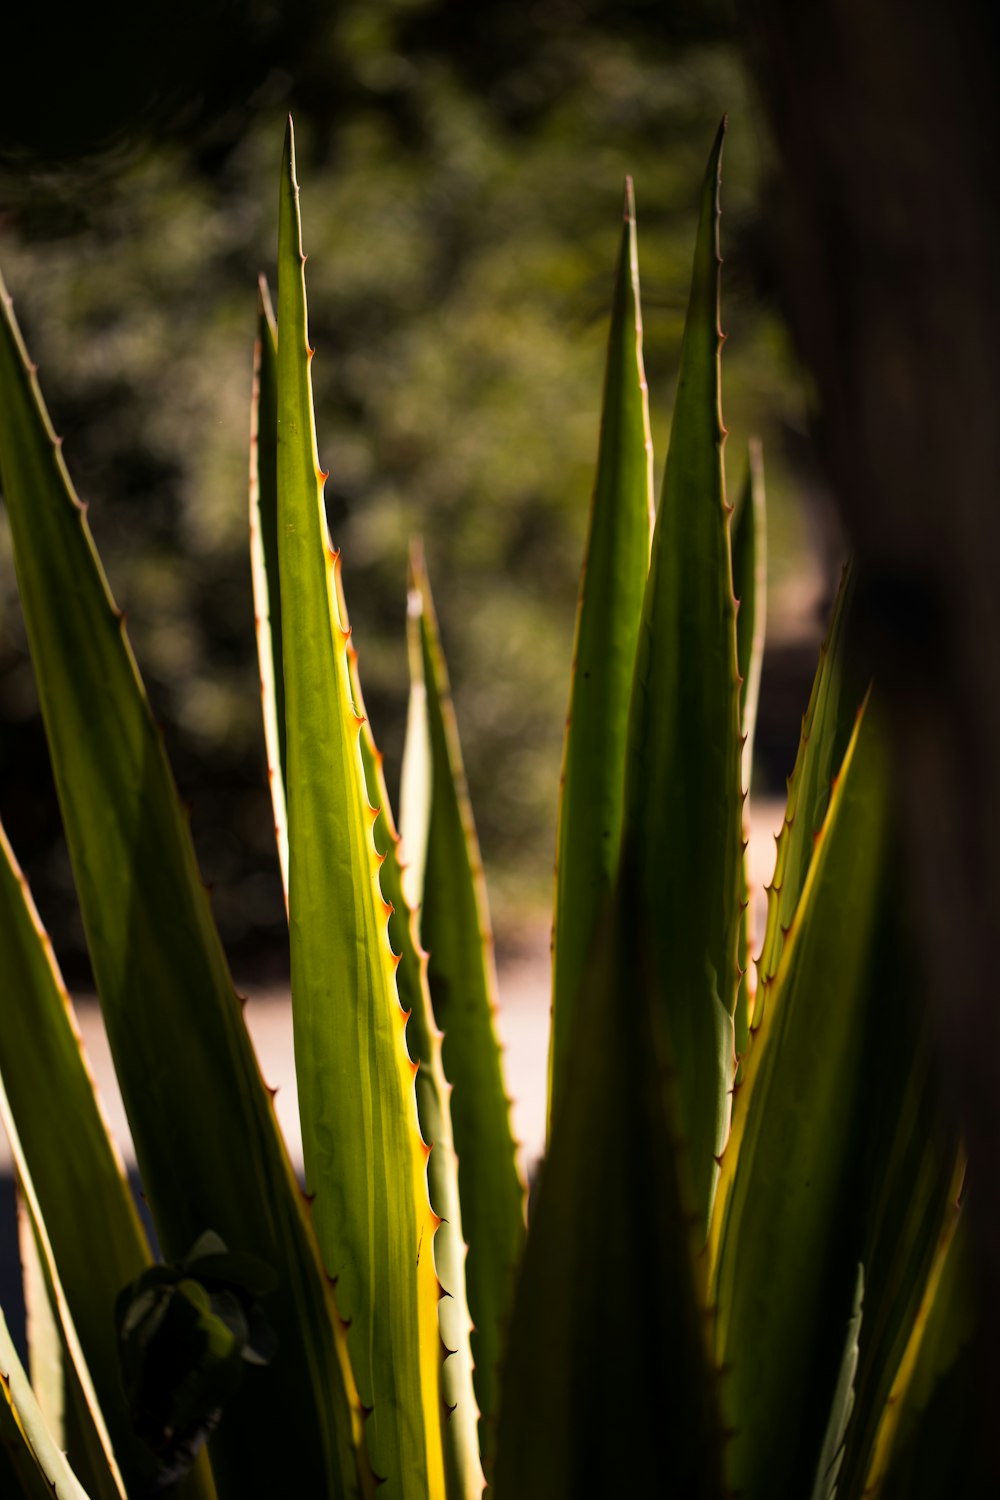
[251,270,481,1498]
[275,118,443,1498]
[548,178,653,1131]
[404,544,526,1474]
[874,1205,991,1499]
[0,1307,93,1500]
[808,1264,863,1500]
[732,438,767,785]
[17,1191,64,1451]
[361,732,483,1500]
[713,702,890,1499]
[755,561,859,1019]
[621,119,743,1234]
[830,920,961,1497]
[0,260,362,1496]
[863,1176,965,1497]
[1,1101,126,1500]
[249,277,288,896]
[0,816,215,1498]
[495,856,726,1500]
[731,442,766,1075]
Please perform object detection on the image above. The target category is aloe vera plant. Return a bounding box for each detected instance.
[0,117,980,1498]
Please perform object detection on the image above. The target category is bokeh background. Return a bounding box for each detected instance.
[0,0,838,986]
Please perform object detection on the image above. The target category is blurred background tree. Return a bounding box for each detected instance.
[0,0,826,982]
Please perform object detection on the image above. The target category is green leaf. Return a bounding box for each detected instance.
[548,177,653,1133]
[873,1205,991,1500]
[731,437,767,787]
[249,278,288,894]
[275,118,443,1498]
[862,1184,966,1496]
[404,544,526,1474]
[1,1112,126,1500]
[17,1190,64,1451]
[621,118,743,1234]
[360,730,483,1500]
[730,442,766,1076]
[494,856,726,1500]
[755,561,859,1020]
[272,515,482,1494]
[712,701,892,1499]
[0,246,362,1496]
[830,908,961,1498]
[808,1264,863,1500]
[0,816,174,1497]
[0,1306,94,1500]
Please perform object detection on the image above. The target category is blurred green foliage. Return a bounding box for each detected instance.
[0,0,814,978]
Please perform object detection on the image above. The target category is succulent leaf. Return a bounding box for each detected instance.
[755,561,859,1024]
[275,118,443,1498]
[1,1104,126,1500]
[403,543,527,1475]
[0,239,361,1499]
[249,278,288,896]
[548,177,653,1134]
[731,442,766,1076]
[713,700,890,1499]
[873,1205,990,1499]
[494,853,726,1500]
[622,118,743,1236]
[252,260,481,1499]
[359,729,484,1500]
[808,1264,863,1500]
[0,1306,94,1500]
[731,437,767,787]
[0,816,177,1497]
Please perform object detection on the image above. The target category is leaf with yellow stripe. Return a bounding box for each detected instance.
[250,322,481,1494]
[275,118,443,1497]
[0,1306,94,1500]
[360,729,483,1500]
[403,545,527,1474]
[0,233,362,1499]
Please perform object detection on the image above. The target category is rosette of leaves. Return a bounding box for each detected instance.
[0,116,983,1500]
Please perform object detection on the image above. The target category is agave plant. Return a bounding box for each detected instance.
[0,117,983,1499]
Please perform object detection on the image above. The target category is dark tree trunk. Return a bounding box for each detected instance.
[742,0,1000,1461]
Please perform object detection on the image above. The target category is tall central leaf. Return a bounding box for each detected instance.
[622,120,743,1234]
[275,119,444,1497]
